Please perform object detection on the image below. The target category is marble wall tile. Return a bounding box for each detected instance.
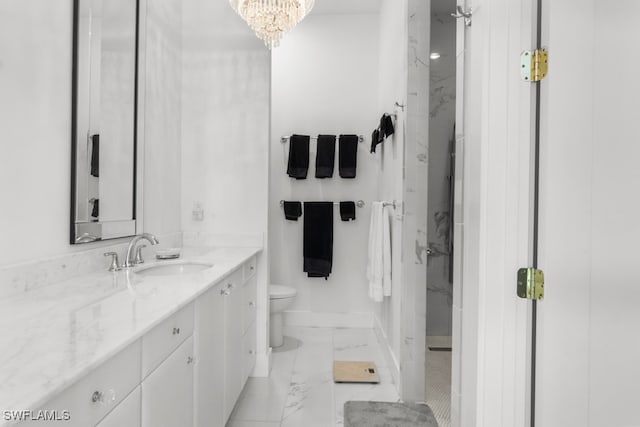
[400,0,429,402]
[0,232,182,299]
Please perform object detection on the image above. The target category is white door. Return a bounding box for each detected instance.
[536,1,640,425]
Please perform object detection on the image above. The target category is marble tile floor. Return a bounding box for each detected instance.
[227,326,400,427]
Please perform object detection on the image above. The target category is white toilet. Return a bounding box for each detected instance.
[269,284,297,348]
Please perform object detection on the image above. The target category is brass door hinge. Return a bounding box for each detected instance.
[517,268,544,300]
[521,49,548,82]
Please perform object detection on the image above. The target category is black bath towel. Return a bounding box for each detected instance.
[303,202,333,279]
[90,134,100,177]
[338,134,359,178]
[315,134,336,178]
[339,201,356,221]
[286,134,310,179]
[283,201,302,221]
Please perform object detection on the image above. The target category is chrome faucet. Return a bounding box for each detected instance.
[124,233,159,268]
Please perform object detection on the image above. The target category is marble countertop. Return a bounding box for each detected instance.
[0,246,260,422]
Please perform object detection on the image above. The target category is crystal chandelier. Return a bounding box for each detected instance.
[229,0,315,49]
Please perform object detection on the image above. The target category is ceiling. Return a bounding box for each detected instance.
[310,0,382,15]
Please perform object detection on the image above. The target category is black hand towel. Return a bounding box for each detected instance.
[283,201,302,221]
[339,134,359,178]
[303,202,333,279]
[315,134,336,178]
[339,201,356,221]
[381,113,395,139]
[286,134,310,179]
[90,134,100,177]
[91,198,99,218]
[370,128,381,153]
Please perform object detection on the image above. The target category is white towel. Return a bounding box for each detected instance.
[367,202,392,302]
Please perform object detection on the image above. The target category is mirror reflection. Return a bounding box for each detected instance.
[71,0,139,244]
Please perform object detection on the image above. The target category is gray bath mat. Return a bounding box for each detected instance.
[344,401,439,427]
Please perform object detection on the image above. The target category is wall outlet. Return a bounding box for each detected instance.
[192,202,204,221]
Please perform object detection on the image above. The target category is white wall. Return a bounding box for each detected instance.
[180,48,270,239]
[0,0,182,271]
[0,1,76,266]
[143,0,183,237]
[181,0,268,241]
[269,13,380,324]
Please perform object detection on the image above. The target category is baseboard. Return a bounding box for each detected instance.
[283,310,374,328]
[426,335,452,349]
[373,314,401,389]
[251,347,272,378]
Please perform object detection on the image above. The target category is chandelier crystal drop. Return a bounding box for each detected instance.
[229,0,315,49]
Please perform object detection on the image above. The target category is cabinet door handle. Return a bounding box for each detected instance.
[227,283,235,290]
[249,301,255,307]
[248,349,254,355]
[91,391,103,404]
[173,327,180,335]
[187,356,195,365]
[250,266,254,271]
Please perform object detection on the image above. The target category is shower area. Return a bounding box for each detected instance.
[425,0,456,426]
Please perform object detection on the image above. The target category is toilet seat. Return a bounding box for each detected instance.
[270,285,297,300]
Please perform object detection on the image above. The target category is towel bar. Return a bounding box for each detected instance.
[281,135,365,144]
[280,200,365,208]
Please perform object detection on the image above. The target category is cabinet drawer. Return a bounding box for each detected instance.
[221,268,243,293]
[241,275,257,335]
[241,323,256,384]
[242,256,256,281]
[21,340,141,427]
[141,303,194,379]
[95,386,141,427]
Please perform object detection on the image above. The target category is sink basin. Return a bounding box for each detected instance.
[134,261,214,277]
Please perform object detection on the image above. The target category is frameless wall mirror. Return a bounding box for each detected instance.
[71,0,141,244]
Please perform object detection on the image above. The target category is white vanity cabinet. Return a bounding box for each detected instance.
[16,255,259,427]
[194,256,258,426]
[95,386,141,427]
[18,341,141,427]
[141,336,194,427]
[222,269,245,421]
[194,282,225,427]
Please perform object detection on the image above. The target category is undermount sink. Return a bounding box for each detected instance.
[134,261,214,277]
